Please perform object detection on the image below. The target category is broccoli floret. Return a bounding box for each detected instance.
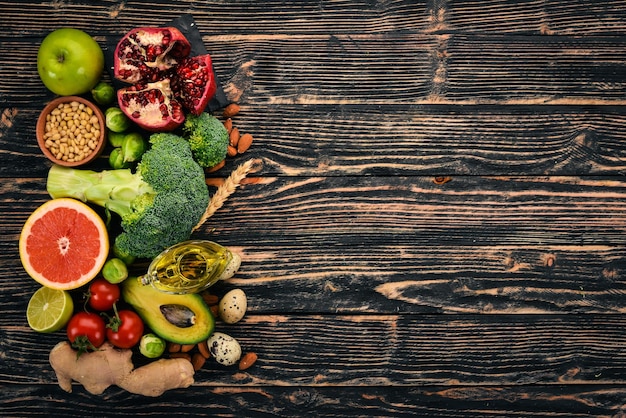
[46,133,210,259]
[181,113,229,168]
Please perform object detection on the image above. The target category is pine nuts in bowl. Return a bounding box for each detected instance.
[36,96,106,167]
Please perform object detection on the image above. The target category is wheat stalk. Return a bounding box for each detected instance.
[193,158,257,231]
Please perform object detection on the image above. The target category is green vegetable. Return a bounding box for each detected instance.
[113,243,136,266]
[109,147,130,169]
[46,133,210,259]
[91,81,115,106]
[105,107,131,133]
[139,333,166,358]
[181,113,229,168]
[101,258,129,284]
[108,131,127,148]
[121,133,148,163]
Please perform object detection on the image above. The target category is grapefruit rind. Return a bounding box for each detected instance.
[19,198,109,290]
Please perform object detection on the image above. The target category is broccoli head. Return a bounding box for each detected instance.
[181,113,229,168]
[47,133,210,259]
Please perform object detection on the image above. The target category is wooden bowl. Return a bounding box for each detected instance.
[36,96,106,167]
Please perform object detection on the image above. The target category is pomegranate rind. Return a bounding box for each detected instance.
[19,198,109,290]
[113,27,191,84]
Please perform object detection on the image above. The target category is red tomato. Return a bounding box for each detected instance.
[106,310,144,349]
[67,312,106,351]
[88,278,120,311]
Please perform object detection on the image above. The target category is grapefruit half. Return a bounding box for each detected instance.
[19,198,109,290]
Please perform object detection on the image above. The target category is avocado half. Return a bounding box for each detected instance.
[122,277,214,344]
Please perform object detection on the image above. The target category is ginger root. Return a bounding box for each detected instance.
[49,341,195,397]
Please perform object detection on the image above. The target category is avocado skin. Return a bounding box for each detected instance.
[122,277,214,344]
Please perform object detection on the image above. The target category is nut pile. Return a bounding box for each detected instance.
[43,101,102,163]
[206,103,255,173]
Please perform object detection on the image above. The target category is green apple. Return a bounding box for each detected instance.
[37,28,105,96]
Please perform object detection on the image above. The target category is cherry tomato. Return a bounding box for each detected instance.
[88,278,120,311]
[106,310,144,349]
[67,312,106,352]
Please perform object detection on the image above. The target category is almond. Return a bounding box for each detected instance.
[197,340,211,359]
[223,103,240,118]
[237,133,254,154]
[192,352,206,371]
[180,344,196,353]
[206,159,226,173]
[167,342,182,353]
[223,117,233,134]
[238,352,258,370]
[201,292,220,305]
[227,145,238,157]
[229,127,240,147]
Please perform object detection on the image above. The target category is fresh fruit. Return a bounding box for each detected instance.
[117,79,185,132]
[19,198,109,290]
[37,28,104,96]
[172,55,217,116]
[121,277,214,345]
[26,286,74,333]
[113,27,191,84]
[67,311,106,354]
[113,26,217,131]
[87,278,120,311]
[106,309,144,349]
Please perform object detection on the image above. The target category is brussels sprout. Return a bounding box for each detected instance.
[139,333,166,358]
[109,147,130,169]
[91,81,115,106]
[101,257,129,284]
[122,133,148,163]
[105,107,131,132]
[108,131,127,148]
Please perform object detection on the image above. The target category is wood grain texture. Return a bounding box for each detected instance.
[2,0,626,416]
[4,35,626,107]
[3,105,626,178]
[3,315,626,386]
[1,385,626,417]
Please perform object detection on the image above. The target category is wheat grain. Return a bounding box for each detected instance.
[193,158,257,231]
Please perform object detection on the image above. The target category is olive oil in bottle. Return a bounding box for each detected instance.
[140,240,233,294]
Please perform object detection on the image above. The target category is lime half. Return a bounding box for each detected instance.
[26,286,74,333]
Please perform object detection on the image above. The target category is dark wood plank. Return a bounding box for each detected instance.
[3,105,626,179]
[3,315,626,386]
[2,384,626,417]
[443,0,626,35]
[4,34,626,109]
[3,0,626,36]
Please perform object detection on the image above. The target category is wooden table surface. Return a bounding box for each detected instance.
[3,1,626,416]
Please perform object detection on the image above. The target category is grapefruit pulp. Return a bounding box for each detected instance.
[19,198,109,290]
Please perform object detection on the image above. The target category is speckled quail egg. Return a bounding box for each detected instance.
[218,288,247,324]
[218,252,241,281]
[207,332,242,366]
